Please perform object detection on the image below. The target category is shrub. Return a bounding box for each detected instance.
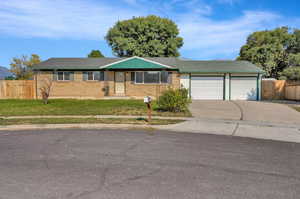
[279,67,300,81]
[157,88,191,112]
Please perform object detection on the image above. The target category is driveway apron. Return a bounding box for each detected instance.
[189,100,241,120]
[234,101,300,125]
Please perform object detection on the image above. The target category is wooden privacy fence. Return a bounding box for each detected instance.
[262,80,286,100]
[0,80,36,99]
[262,79,300,100]
[285,82,300,100]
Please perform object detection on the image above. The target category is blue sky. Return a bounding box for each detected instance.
[0,0,299,68]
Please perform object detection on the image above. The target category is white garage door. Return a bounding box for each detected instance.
[191,76,224,100]
[231,77,257,100]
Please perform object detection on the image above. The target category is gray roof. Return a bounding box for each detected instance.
[33,58,124,70]
[33,57,264,73]
[177,60,264,73]
[0,66,12,79]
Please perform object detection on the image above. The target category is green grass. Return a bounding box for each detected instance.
[0,99,191,117]
[293,106,300,112]
[0,118,184,126]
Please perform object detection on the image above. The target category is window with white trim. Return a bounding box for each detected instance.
[54,72,74,81]
[83,71,104,81]
[133,71,172,84]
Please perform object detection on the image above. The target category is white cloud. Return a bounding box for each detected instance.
[177,11,282,59]
[0,0,142,39]
[0,0,298,59]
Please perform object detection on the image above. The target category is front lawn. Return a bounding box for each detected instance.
[0,99,191,117]
[293,106,300,112]
[0,117,184,126]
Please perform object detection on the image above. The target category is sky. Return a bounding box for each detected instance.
[0,0,300,68]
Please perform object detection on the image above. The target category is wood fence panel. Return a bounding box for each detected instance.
[0,80,35,99]
[285,82,300,100]
[262,80,286,100]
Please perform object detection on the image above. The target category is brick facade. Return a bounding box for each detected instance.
[36,71,181,99]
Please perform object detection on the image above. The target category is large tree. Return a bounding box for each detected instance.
[105,15,183,57]
[238,27,300,78]
[10,54,41,80]
[88,50,104,58]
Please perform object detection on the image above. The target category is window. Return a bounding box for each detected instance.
[131,72,135,82]
[144,71,160,83]
[135,72,143,83]
[133,71,172,84]
[87,72,94,80]
[55,72,74,81]
[161,71,169,83]
[83,71,104,81]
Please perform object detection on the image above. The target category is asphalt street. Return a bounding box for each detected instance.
[0,129,299,199]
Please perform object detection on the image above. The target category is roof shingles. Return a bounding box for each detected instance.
[33,57,264,73]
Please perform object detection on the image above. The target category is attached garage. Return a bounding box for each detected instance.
[178,60,264,101]
[191,76,224,100]
[230,76,258,100]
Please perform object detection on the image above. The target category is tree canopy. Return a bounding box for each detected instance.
[10,54,41,80]
[105,15,183,57]
[238,27,300,79]
[88,50,104,58]
[280,67,300,81]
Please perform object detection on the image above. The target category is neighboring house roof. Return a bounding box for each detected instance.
[0,66,12,79]
[33,57,264,73]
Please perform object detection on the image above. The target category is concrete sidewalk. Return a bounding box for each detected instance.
[1,118,300,143]
[0,115,191,120]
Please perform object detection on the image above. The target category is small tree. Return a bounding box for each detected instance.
[88,50,104,58]
[10,54,41,80]
[4,76,15,80]
[39,78,52,104]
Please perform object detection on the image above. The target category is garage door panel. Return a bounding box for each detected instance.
[191,76,224,100]
[231,77,257,100]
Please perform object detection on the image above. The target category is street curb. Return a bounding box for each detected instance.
[0,123,155,131]
[0,115,192,120]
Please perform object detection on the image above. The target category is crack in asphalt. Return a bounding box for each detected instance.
[72,166,110,199]
[71,135,158,199]
[123,155,300,181]
[40,134,70,170]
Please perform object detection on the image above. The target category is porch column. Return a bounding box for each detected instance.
[104,70,109,96]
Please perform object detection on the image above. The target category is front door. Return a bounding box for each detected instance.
[115,72,125,95]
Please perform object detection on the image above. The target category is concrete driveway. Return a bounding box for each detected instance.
[190,100,300,125]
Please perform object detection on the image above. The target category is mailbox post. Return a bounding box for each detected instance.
[144,96,152,122]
